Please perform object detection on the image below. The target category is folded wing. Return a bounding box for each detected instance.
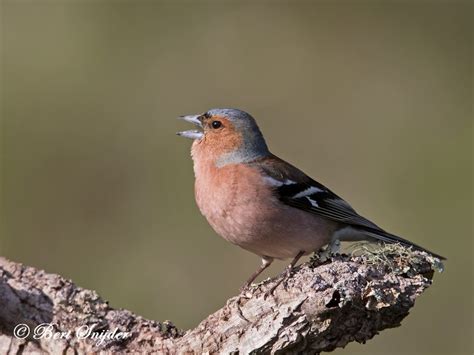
[251,155,445,260]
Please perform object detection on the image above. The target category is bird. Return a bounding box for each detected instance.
[177,108,445,290]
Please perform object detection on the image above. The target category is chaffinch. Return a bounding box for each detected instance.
[177,108,444,289]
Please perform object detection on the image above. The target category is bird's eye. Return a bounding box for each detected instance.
[211,120,222,129]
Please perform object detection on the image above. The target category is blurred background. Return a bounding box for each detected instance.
[1,1,472,354]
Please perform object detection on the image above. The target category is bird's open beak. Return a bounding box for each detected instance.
[177,114,204,140]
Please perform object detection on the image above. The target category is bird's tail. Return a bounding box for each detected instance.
[360,227,446,260]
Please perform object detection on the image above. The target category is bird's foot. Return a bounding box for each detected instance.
[265,267,293,298]
[239,282,254,296]
[239,280,263,298]
[312,240,341,264]
[265,251,305,297]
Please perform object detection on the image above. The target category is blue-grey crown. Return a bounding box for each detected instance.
[207,108,254,122]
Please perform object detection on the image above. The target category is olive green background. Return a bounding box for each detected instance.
[1,1,472,354]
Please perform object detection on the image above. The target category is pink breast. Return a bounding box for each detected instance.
[191,149,337,259]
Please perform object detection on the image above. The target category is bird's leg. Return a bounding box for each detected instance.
[330,238,341,254]
[240,256,273,292]
[317,238,341,262]
[268,251,305,294]
[287,250,306,272]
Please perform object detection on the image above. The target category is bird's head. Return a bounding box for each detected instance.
[177,108,270,166]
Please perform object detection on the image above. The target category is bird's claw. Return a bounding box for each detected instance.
[265,267,293,298]
[314,239,341,263]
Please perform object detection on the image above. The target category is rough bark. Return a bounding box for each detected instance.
[0,249,441,354]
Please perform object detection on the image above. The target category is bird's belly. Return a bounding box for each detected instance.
[198,188,336,259]
[234,205,335,259]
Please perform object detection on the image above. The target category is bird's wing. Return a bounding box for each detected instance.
[250,155,445,259]
[252,155,381,231]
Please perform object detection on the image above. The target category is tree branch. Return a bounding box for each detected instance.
[0,249,441,354]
